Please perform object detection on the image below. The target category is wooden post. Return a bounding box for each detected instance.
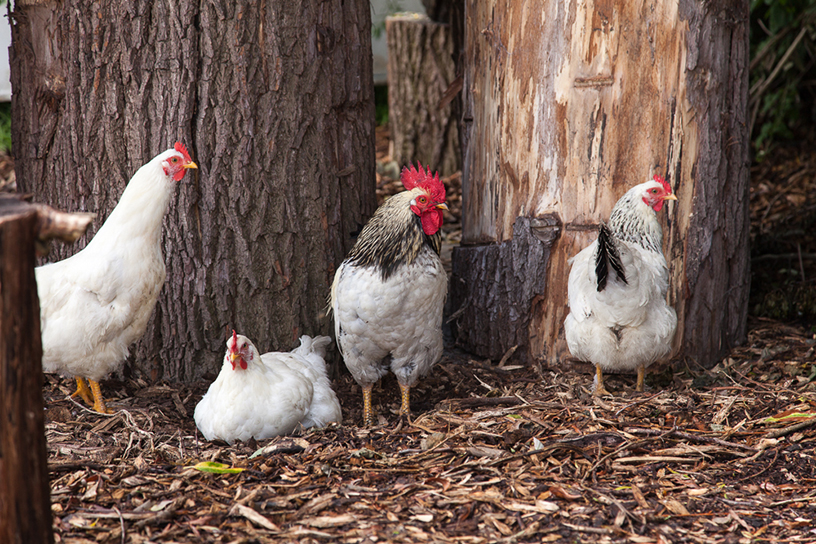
[0,194,92,544]
[450,0,750,368]
[387,14,460,176]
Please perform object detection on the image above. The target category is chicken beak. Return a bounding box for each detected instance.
[664,194,678,201]
[184,161,198,170]
[436,202,449,211]
[229,352,240,369]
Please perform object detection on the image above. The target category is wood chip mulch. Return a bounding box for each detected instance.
[44,318,816,543]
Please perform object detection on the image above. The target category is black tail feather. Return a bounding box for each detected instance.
[595,222,627,292]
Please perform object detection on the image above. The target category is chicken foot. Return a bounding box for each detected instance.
[72,377,111,414]
[88,379,111,414]
[636,365,645,392]
[71,377,95,406]
[398,383,411,419]
[592,365,612,397]
[362,384,374,426]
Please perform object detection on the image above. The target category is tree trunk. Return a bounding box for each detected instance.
[10,0,376,382]
[387,15,460,176]
[451,0,750,368]
[0,196,56,544]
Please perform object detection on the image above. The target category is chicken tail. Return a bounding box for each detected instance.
[595,222,627,292]
[292,335,333,373]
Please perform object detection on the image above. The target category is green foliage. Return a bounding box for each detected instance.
[0,102,10,155]
[749,0,816,157]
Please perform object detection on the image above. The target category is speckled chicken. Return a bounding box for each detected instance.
[194,332,342,444]
[564,175,678,395]
[36,143,197,413]
[330,164,448,425]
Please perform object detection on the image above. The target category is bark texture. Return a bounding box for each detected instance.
[386,15,460,176]
[0,196,53,544]
[11,0,376,381]
[452,0,750,367]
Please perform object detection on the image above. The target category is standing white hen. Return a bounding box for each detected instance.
[330,164,448,426]
[36,143,197,413]
[194,332,342,444]
[564,175,678,395]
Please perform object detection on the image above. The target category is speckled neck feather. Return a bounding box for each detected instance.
[608,188,664,253]
[345,190,442,280]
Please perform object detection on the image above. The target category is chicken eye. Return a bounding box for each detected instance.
[171,157,178,163]
[418,196,427,204]
[651,188,658,194]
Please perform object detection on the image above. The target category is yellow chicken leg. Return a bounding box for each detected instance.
[636,365,646,392]
[362,384,374,426]
[398,383,411,418]
[88,379,111,414]
[71,377,95,406]
[593,365,611,397]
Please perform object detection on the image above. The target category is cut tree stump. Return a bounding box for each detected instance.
[387,14,460,176]
[0,193,92,544]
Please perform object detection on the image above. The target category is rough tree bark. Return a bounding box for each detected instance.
[0,194,91,544]
[386,15,460,176]
[451,0,750,368]
[10,0,376,381]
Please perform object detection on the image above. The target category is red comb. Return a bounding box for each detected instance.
[400,163,446,203]
[174,141,192,163]
[653,174,672,194]
[230,329,238,350]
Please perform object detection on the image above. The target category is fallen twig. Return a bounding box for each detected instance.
[763,417,816,439]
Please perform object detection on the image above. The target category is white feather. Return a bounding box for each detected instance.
[331,246,446,389]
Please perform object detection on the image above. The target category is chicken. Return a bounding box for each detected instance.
[330,163,448,425]
[564,175,678,396]
[36,143,197,413]
[194,332,342,444]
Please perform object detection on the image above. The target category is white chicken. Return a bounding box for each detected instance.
[564,175,678,395]
[194,332,342,444]
[330,164,448,426]
[36,142,197,413]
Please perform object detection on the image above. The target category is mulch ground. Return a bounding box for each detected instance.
[32,129,816,543]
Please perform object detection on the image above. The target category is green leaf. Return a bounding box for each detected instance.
[763,412,816,423]
[190,461,244,474]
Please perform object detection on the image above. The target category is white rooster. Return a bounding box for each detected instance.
[330,164,448,426]
[36,142,197,413]
[564,175,678,395]
[194,332,342,444]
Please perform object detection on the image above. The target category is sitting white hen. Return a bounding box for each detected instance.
[194,332,342,444]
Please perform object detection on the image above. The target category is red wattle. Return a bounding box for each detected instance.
[421,209,443,235]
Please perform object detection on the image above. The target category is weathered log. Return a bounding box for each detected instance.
[386,14,460,176]
[0,194,87,544]
[451,0,750,368]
